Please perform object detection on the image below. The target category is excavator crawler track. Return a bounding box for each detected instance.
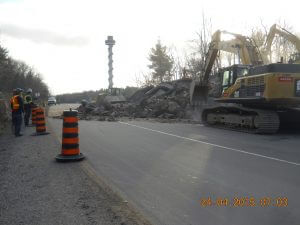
[201,106,280,134]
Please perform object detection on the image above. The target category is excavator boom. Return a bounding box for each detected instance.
[265,24,300,62]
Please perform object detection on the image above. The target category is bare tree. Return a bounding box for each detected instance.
[168,45,184,80]
[223,52,233,66]
[134,71,155,87]
[185,13,221,80]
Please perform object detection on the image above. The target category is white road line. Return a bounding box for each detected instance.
[119,121,300,166]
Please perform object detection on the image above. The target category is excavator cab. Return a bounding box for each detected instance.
[190,29,263,107]
[220,65,249,93]
[190,65,249,106]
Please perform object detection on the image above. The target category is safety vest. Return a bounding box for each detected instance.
[11,95,20,110]
[24,95,32,104]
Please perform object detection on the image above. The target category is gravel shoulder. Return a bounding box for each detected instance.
[0,122,152,225]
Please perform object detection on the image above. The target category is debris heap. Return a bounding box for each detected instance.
[77,79,196,121]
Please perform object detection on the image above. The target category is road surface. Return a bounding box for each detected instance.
[48,113,300,225]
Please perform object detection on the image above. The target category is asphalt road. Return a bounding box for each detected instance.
[48,114,300,225]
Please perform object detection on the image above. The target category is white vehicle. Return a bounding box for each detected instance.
[48,96,57,105]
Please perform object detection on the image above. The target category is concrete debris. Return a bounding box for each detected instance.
[78,103,96,114]
[77,79,201,122]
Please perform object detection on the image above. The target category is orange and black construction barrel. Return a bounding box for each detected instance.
[32,107,50,136]
[55,110,84,162]
[31,105,37,126]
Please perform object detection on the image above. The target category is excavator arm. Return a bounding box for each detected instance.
[201,30,221,84]
[221,31,258,65]
[191,30,263,105]
[265,24,300,61]
[201,30,263,85]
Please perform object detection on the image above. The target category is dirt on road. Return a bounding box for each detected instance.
[0,122,151,225]
[47,103,80,117]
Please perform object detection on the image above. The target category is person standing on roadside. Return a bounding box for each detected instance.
[10,88,24,137]
[24,88,33,126]
[10,89,16,131]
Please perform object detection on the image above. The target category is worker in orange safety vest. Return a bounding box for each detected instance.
[10,88,24,137]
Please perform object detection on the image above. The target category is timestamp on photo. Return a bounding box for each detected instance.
[199,196,288,207]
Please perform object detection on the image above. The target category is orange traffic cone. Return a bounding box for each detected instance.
[56,109,84,162]
[32,107,50,136]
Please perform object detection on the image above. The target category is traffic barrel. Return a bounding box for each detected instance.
[55,110,84,162]
[31,106,37,125]
[32,107,50,136]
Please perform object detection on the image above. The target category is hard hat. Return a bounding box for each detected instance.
[81,99,88,106]
[15,88,23,94]
[27,88,32,93]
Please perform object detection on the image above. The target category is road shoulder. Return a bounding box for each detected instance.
[0,125,151,225]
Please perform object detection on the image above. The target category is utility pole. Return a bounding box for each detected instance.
[105,36,116,90]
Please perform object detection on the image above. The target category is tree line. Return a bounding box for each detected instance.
[0,43,49,99]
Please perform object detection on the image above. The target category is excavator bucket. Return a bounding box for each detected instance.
[189,80,209,107]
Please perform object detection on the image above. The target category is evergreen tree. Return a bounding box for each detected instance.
[148,40,173,83]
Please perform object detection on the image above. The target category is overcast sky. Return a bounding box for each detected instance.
[0,0,299,94]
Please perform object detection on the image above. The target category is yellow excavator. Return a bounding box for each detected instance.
[190,30,264,106]
[191,27,300,134]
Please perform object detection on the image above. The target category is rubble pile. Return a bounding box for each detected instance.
[77,79,196,122]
